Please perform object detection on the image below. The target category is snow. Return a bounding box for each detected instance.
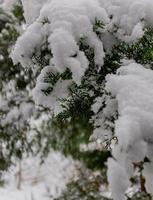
[1,0,17,11]
[33,65,72,114]
[143,162,153,195]
[103,0,153,41]
[105,62,153,199]
[0,152,76,200]
[21,0,47,25]
[107,158,131,200]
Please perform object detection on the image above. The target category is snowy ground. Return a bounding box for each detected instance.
[0,152,75,200]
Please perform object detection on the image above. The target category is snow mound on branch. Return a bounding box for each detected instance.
[33,65,72,114]
[143,162,153,195]
[11,0,153,111]
[1,0,17,11]
[103,0,153,42]
[12,0,109,84]
[106,63,153,199]
[11,0,110,111]
[21,0,47,25]
[12,0,153,70]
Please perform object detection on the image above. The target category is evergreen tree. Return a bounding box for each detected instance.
[1,0,153,200]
